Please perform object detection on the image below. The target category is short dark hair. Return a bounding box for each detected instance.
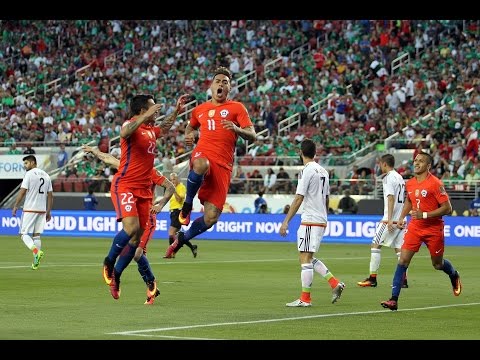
[22,155,36,163]
[381,153,395,168]
[418,151,433,165]
[301,139,316,159]
[129,94,154,117]
[213,66,232,81]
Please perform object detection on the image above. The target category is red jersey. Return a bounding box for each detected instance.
[190,100,252,170]
[406,173,449,228]
[151,168,166,187]
[114,119,161,189]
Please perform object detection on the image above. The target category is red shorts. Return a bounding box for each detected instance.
[110,186,152,230]
[402,224,445,257]
[192,156,231,210]
[139,212,156,252]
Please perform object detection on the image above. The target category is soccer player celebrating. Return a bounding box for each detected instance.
[164,66,256,257]
[280,139,345,307]
[102,93,188,301]
[381,152,462,311]
[357,154,409,288]
[83,144,175,304]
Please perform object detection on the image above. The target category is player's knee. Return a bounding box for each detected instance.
[398,258,410,267]
[192,158,209,174]
[133,248,143,262]
[204,214,219,227]
[122,226,138,238]
[122,219,141,236]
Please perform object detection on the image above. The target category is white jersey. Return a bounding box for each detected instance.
[381,169,405,222]
[21,168,53,212]
[296,161,329,224]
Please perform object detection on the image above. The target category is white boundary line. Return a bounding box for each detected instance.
[108,302,480,338]
[0,255,436,270]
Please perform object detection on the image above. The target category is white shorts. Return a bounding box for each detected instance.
[296,224,326,253]
[19,212,46,235]
[372,222,404,248]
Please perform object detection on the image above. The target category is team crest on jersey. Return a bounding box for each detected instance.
[208,110,215,117]
[125,205,132,212]
[415,189,420,197]
[220,109,229,118]
[421,189,427,197]
[439,186,446,195]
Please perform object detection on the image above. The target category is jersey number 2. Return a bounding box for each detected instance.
[39,178,45,194]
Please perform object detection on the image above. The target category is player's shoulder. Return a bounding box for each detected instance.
[191,101,211,117]
[24,169,33,177]
[405,176,416,187]
[305,161,325,173]
[317,163,329,175]
[121,118,135,128]
[226,100,244,106]
[35,168,51,180]
[152,169,166,184]
[220,100,246,110]
[195,101,213,111]
[43,170,52,180]
[425,173,442,186]
[428,173,442,183]
[388,170,404,182]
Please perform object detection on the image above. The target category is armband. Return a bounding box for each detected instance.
[422,212,428,219]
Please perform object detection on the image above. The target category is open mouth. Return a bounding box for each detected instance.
[217,88,223,96]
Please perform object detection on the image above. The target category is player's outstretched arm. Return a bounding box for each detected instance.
[121,103,163,139]
[184,123,199,148]
[157,94,190,133]
[82,145,120,169]
[151,177,175,214]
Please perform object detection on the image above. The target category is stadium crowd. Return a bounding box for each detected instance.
[1,20,479,197]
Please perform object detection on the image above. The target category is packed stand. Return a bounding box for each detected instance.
[2,20,479,197]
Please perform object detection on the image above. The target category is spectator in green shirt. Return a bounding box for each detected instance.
[7,144,22,155]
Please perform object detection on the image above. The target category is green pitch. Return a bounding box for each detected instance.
[0,236,479,340]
